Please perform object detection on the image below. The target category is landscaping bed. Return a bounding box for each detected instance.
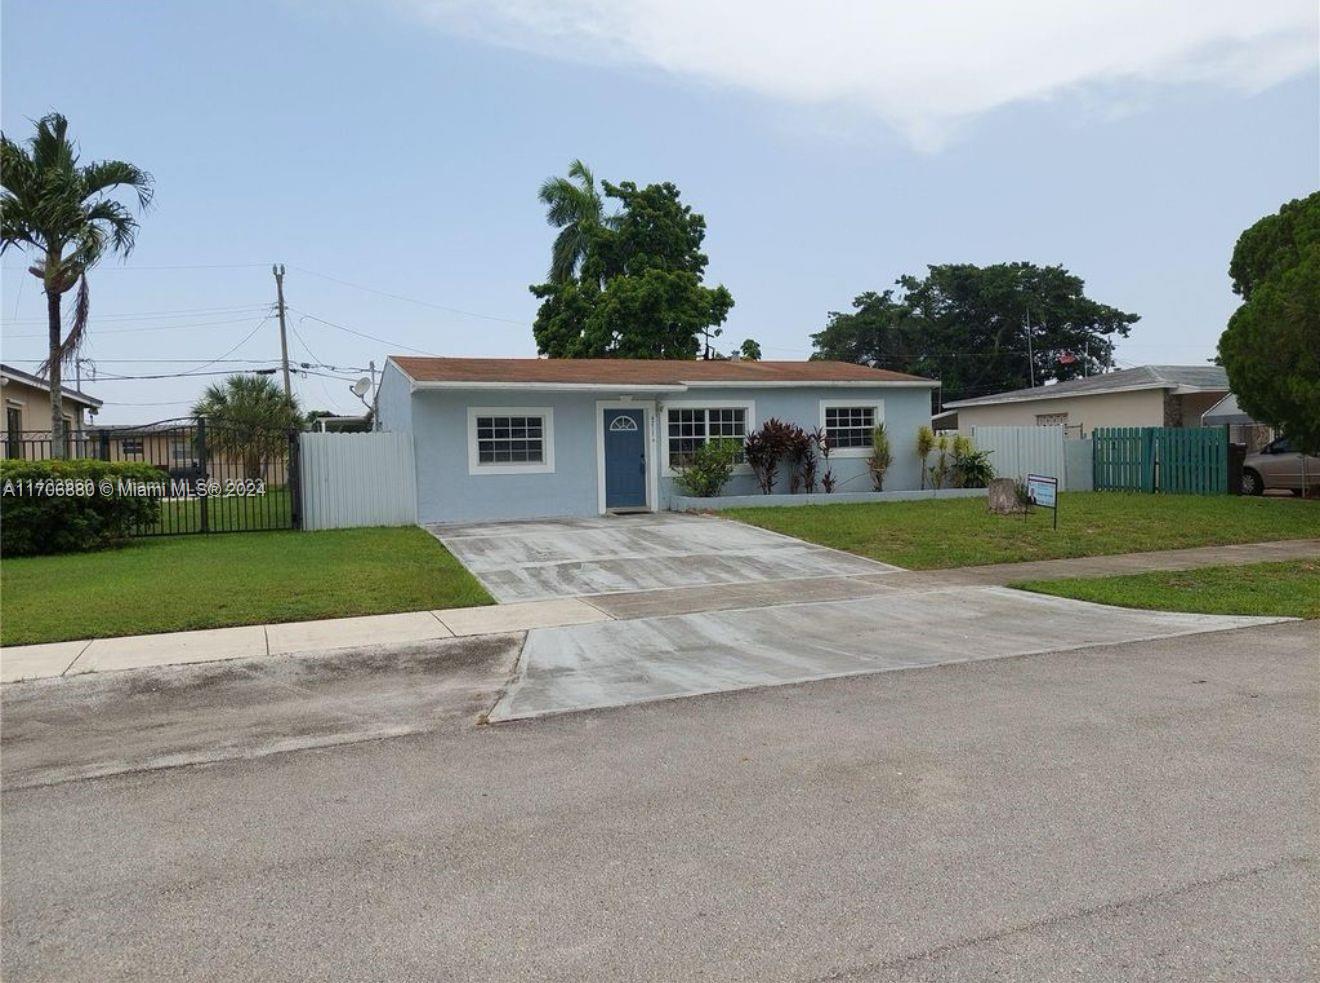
[0,526,493,646]
[672,488,985,510]
[725,492,1320,569]
[1016,559,1320,620]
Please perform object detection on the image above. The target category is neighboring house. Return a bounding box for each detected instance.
[941,365,1229,436]
[1201,392,1273,451]
[1,362,103,459]
[92,421,290,484]
[377,357,939,523]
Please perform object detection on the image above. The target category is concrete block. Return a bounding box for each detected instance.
[71,626,269,675]
[266,611,453,657]
[1,640,90,683]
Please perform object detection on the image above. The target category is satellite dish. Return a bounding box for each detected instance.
[351,377,371,398]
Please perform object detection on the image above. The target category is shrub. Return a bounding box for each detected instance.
[916,425,935,489]
[786,427,818,493]
[816,428,836,493]
[674,438,742,498]
[950,436,995,488]
[929,433,951,489]
[868,424,892,491]
[744,418,798,494]
[0,459,164,556]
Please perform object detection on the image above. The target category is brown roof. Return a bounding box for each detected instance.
[390,357,933,386]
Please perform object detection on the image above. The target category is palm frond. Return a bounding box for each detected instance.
[79,159,154,210]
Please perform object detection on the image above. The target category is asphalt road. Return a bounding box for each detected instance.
[2,621,1316,982]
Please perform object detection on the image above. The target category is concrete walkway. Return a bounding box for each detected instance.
[0,598,608,685]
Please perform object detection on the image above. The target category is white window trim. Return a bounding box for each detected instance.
[466,406,556,476]
[659,398,756,478]
[595,400,658,514]
[819,399,885,459]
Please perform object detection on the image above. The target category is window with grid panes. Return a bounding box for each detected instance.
[666,406,747,467]
[475,414,545,464]
[823,406,875,449]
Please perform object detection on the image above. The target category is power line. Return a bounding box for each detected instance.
[93,263,270,271]
[290,266,529,327]
[2,315,272,339]
[2,303,268,325]
[4,357,284,365]
[290,308,441,356]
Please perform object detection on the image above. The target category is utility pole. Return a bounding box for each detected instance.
[1025,308,1036,387]
[369,359,379,430]
[272,264,292,399]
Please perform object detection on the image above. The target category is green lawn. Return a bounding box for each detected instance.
[0,526,493,646]
[1015,559,1320,619]
[726,492,1320,569]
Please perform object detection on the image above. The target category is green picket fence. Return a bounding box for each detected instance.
[1093,427,1228,495]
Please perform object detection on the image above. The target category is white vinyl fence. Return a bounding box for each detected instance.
[971,426,1067,486]
[298,431,417,531]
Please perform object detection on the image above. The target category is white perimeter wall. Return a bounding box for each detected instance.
[299,431,417,531]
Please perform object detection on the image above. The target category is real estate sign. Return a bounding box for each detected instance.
[1026,473,1059,529]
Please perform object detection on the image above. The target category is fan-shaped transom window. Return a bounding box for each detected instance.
[609,416,639,432]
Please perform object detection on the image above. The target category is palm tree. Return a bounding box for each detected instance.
[192,375,302,479]
[1,113,153,457]
[538,159,614,283]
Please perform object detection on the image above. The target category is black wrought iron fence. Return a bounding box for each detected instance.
[1,418,301,535]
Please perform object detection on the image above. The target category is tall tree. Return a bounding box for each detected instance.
[1,113,153,455]
[530,179,734,358]
[192,374,303,479]
[1218,192,1320,453]
[812,263,1139,403]
[537,159,613,284]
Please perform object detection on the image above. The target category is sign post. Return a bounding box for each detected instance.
[1026,473,1059,529]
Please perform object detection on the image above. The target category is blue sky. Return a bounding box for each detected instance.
[2,0,1316,422]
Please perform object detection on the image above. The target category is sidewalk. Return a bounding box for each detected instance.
[4,538,1316,686]
[0,598,610,684]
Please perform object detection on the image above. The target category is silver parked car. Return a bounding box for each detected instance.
[1242,437,1320,496]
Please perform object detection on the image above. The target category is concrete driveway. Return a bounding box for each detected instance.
[428,512,896,602]
[489,586,1288,720]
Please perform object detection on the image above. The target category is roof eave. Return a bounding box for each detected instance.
[944,381,1174,409]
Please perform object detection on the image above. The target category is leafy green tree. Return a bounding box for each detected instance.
[538,159,614,284]
[531,178,734,359]
[192,375,303,479]
[812,264,1139,402]
[1,113,153,456]
[739,339,763,361]
[1218,192,1320,453]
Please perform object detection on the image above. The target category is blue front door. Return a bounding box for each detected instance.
[604,409,647,510]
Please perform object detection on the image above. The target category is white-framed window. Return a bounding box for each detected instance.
[661,400,753,475]
[466,406,555,475]
[1036,412,1068,427]
[819,400,884,457]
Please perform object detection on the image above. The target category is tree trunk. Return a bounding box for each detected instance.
[47,287,65,459]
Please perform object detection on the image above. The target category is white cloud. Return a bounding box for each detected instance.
[395,0,1317,149]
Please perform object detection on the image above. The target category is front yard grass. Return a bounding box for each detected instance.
[1015,559,1320,619]
[726,492,1320,569]
[0,526,493,646]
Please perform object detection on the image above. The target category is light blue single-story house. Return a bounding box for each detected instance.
[376,356,939,524]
